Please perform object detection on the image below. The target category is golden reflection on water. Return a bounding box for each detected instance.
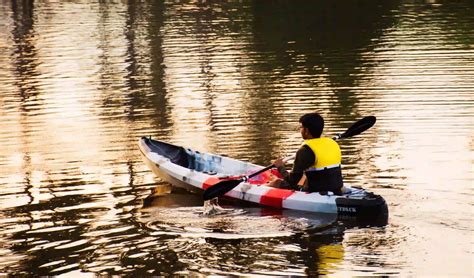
[0,0,473,276]
[366,9,474,274]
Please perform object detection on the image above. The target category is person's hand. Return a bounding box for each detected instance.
[272,158,285,168]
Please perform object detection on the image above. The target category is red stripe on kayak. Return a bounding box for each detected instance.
[203,176,242,190]
[260,188,294,208]
[202,177,221,190]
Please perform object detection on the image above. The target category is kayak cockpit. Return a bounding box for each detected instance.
[141,137,257,177]
[142,137,190,168]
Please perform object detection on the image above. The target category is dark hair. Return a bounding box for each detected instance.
[299,112,324,138]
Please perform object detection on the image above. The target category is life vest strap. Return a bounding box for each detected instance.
[306,164,341,171]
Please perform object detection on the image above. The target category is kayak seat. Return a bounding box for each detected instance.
[305,166,343,195]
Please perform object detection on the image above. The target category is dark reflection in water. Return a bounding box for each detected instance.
[0,0,473,276]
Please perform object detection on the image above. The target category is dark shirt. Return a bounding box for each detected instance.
[276,145,315,190]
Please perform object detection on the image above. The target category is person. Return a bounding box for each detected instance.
[269,112,344,195]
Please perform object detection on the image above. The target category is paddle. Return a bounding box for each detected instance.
[202,116,376,201]
[332,115,376,140]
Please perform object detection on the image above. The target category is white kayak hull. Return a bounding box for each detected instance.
[139,137,388,223]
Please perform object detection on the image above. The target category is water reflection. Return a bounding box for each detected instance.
[140,188,341,275]
[141,186,337,235]
[0,0,473,276]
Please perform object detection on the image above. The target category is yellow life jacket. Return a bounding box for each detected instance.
[304,137,341,169]
[303,137,343,194]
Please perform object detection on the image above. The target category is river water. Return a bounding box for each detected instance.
[0,0,473,276]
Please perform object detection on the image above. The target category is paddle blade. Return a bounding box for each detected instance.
[337,116,376,139]
[202,179,243,200]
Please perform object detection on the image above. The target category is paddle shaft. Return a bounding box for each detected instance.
[244,155,295,181]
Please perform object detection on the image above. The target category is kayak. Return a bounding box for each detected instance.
[138,137,388,223]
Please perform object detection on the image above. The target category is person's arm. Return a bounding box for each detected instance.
[276,145,315,190]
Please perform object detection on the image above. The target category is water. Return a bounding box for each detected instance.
[0,0,473,276]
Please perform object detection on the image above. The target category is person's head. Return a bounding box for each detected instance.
[299,112,324,139]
